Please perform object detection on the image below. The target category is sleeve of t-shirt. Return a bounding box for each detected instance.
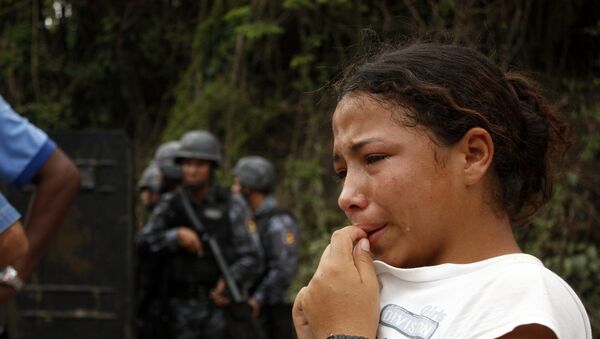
[0,95,57,187]
[0,192,21,234]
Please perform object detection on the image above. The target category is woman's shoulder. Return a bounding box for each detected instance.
[481,254,583,302]
[472,254,591,338]
[375,254,592,339]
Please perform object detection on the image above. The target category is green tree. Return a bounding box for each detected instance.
[1,0,598,333]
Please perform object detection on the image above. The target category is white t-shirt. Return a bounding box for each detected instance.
[374,253,591,339]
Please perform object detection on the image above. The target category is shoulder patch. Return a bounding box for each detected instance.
[284,230,296,246]
[247,219,257,234]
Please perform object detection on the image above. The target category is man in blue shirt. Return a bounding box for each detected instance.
[0,193,28,270]
[0,95,80,300]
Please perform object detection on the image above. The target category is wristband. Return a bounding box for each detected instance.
[0,265,23,291]
[326,336,369,339]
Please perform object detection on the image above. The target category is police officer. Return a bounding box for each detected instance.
[154,140,183,194]
[134,141,183,339]
[136,131,261,339]
[233,156,300,339]
[137,162,161,213]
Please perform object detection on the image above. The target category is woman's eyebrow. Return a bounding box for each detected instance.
[350,138,384,153]
[332,137,386,163]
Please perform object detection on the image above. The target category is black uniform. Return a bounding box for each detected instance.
[134,237,168,339]
[136,186,261,339]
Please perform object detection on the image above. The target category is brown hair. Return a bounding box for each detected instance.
[335,43,570,225]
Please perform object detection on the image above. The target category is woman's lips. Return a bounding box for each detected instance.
[356,224,386,244]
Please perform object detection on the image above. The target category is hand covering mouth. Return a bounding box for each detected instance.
[355,223,386,238]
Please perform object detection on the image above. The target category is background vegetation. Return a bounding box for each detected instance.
[1,0,598,334]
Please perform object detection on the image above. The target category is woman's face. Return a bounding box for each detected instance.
[332,94,465,268]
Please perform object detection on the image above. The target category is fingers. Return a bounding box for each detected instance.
[189,237,203,256]
[352,238,378,287]
[292,287,307,325]
[185,229,202,255]
[210,291,230,306]
[312,226,368,282]
[214,295,230,306]
[213,279,225,293]
[329,225,367,263]
[210,279,230,306]
[315,244,331,269]
[177,227,204,256]
[293,287,317,339]
[293,226,378,339]
[248,298,260,318]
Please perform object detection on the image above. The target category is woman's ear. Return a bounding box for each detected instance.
[458,127,494,186]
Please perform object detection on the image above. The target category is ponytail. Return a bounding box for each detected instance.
[501,72,570,224]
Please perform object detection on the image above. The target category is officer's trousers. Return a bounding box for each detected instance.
[168,297,225,339]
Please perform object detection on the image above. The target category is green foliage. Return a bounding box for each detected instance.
[1,0,599,333]
[283,0,315,10]
[290,53,316,69]
[224,5,252,22]
[584,19,600,36]
[235,22,283,41]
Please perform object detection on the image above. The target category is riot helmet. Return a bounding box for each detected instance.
[174,130,222,167]
[233,156,276,193]
[154,141,182,180]
[137,162,161,193]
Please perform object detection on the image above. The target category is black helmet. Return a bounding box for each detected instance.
[154,141,182,180]
[233,156,275,193]
[174,130,222,166]
[137,162,161,192]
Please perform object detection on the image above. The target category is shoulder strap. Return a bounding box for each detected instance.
[178,187,206,233]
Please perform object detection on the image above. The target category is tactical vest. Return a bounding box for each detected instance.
[167,186,233,287]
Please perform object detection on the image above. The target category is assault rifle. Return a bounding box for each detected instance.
[178,187,243,302]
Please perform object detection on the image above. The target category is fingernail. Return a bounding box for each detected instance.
[359,238,370,252]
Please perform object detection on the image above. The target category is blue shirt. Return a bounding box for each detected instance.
[0,193,20,234]
[0,95,56,234]
[0,95,56,187]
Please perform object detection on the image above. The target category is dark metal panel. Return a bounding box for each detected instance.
[1,131,133,339]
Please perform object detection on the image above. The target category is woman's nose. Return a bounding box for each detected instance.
[337,174,368,213]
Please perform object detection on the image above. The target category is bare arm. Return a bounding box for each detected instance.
[497,324,558,339]
[0,221,28,269]
[0,147,79,300]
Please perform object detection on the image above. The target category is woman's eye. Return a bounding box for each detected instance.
[334,170,347,181]
[366,154,387,164]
